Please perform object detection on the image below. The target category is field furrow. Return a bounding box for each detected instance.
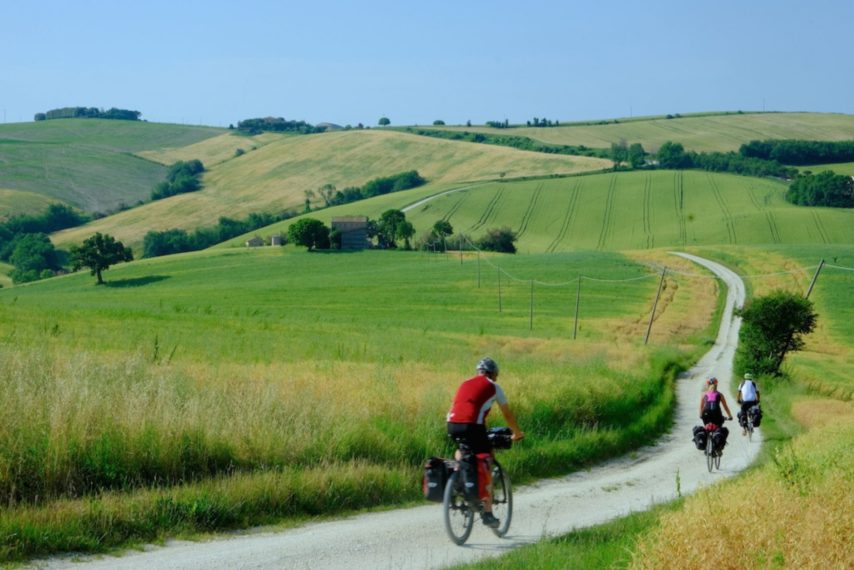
[596,175,617,250]
[546,180,581,253]
[516,183,544,239]
[706,172,737,243]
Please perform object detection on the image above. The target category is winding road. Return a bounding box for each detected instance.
[33,253,758,570]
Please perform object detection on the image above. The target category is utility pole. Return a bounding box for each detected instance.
[645,268,667,345]
[805,259,825,299]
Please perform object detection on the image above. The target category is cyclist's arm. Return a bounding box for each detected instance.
[497,402,524,441]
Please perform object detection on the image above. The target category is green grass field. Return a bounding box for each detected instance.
[423,112,854,153]
[0,119,224,213]
[802,161,854,176]
[0,247,716,560]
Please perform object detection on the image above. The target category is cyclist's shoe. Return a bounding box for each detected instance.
[481,512,500,528]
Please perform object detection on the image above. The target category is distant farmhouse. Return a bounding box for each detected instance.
[332,216,369,250]
[245,236,265,247]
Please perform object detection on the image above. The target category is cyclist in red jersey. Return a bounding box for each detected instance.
[447,357,524,528]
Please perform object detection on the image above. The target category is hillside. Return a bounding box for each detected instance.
[225,170,854,253]
[421,112,854,153]
[52,129,611,251]
[0,119,225,214]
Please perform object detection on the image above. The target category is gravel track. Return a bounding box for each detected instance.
[31,253,756,570]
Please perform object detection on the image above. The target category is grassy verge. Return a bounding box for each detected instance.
[456,502,683,570]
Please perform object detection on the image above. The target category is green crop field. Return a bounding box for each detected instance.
[52,129,610,252]
[424,112,854,153]
[238,170,853,254]
[0,119,224,213]
[0,187,58,218]
[802,161,854,176]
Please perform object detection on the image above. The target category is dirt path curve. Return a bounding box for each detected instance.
[33,253,757,570]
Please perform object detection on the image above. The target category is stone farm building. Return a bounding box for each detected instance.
[332,216,369,250]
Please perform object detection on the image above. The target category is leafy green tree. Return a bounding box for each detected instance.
[287,218,330,250]
[69,233,133,284]
[431,220,454,251]
[376,209,413,249]
[477,227,517,253]
[318,184,337,207]
[378,117,391,126]
[433,120,445,125]
[628,143,646,168]
[9,233,61,283]
[657,141,691,169]
[610,141,628,166]
[735,290,818,376]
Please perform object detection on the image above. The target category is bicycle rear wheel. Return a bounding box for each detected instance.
[490,459,513,537]
[443,471,474,545]
[705,436,714,472]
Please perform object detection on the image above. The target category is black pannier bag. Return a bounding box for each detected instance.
[712,426,729,449]
[692,425,707,450]
[750,404,763,427]
[422,457,451,502]
[459,451,479,501]
[487,426,513,449]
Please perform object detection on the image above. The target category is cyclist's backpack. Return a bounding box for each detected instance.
[692,425,707,450]
[422,457,450,502]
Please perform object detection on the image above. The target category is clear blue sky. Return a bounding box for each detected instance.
[3,0,853,127]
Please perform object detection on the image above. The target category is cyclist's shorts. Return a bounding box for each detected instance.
[447,422,491,454]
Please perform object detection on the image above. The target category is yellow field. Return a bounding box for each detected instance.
[137,132,282,167]
[0,188,59,218]
[53,129,610,251]
[432,112,854,153]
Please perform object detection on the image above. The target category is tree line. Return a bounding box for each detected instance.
[0,204,89,283]
[307,170,426,210]
[740,139,854,166]
[143,211,294,258]
[236,117,327,135]
[785,171,854,207]
[406,127,610,159]
[34,107,141,121]
[151,160,206,201]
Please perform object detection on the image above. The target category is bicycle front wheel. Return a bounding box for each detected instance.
[443,471,474,545]
[705,436,714,472]
[714,448,722,470]
[490,459,513,537]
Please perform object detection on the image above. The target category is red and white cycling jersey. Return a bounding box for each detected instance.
[446,374,508,424]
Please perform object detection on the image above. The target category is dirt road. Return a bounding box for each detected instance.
[33,253,757,570]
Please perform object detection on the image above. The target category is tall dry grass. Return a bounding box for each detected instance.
[630,400,853,569]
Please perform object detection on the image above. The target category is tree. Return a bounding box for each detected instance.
[9,233,61,283]
[287,218,330,250]
[318,184,337,207]
[477,227,517,253]
[376,209,414,249]
[69,233,133,284]
[657,141,691,169]
[433,120,445,126]
[610,140,628,166]
[735,290,818,376]
[431,220,454,251]
[378,117,391,126]
[628,143,646,168]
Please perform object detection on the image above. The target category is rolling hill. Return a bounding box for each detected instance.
[52,129,611,251]
[421,111,854,153]
[0,119,225,214]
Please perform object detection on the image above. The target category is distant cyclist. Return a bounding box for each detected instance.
[737,372,761,435]
[446,357,524,528]
[699,377,733,446]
